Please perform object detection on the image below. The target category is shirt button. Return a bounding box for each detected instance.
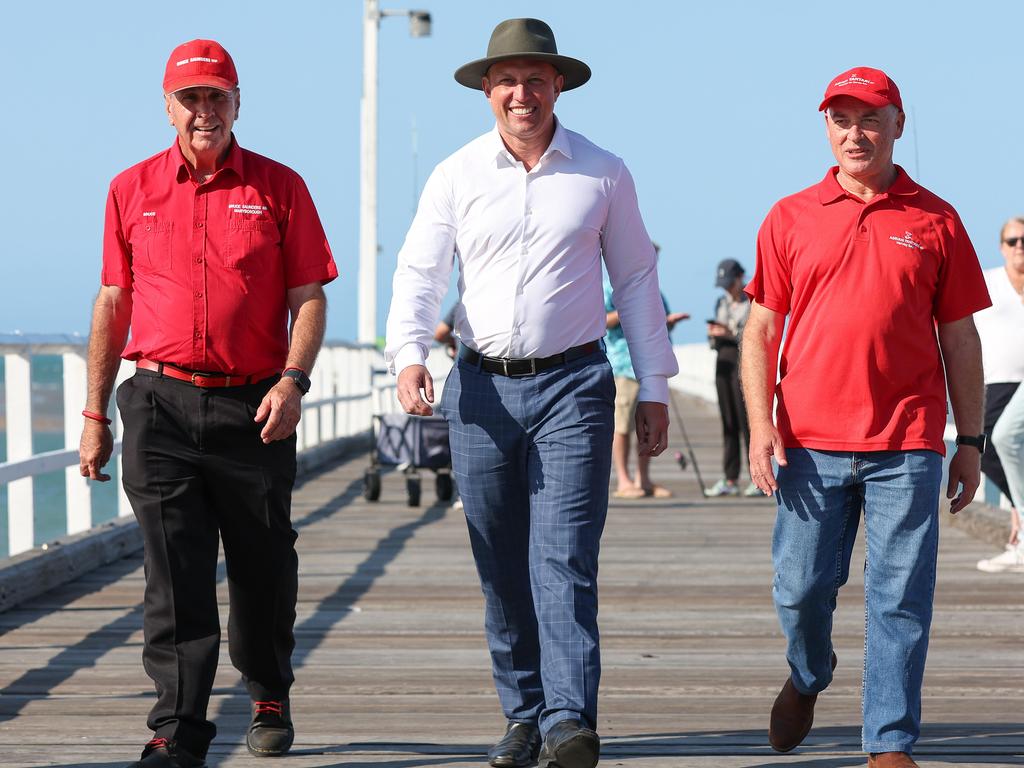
[196,222,204,228]
[196,292,203,298]
[195,332,202,339]
[145,226,151,232]
[196,257,203,264]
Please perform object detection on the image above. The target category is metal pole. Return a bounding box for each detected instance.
[358,0,380,344]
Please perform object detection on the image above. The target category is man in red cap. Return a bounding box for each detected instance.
[78,39,337,767]
[742,67,990,767]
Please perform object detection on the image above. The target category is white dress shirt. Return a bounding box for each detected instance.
[385,118,678,404]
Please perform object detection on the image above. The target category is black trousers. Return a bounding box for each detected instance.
[982,382,1021,502]
[117,371,298,757]
[715,347,750,482]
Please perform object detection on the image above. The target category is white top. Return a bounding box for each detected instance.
[975,266,1024,384]
[384,119,678,403]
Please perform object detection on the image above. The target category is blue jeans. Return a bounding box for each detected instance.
[439,350,614,736]
[773,448,942,754]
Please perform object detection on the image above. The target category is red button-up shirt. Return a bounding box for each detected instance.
[102,138,337,376]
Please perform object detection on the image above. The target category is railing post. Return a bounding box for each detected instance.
[5,353,34,555]
[304,360,321,450]
[346,348,361,436]
[317,351,335,443]
[333,347,347,438]
[62,351,91,534]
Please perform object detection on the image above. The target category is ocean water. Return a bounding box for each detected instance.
[0,355,121,559]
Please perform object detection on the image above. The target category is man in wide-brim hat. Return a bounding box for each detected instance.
[386,17,677,768]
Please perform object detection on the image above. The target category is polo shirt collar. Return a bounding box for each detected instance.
[172,135,245,183]
[816,164,919,205]
[489,116,573,167]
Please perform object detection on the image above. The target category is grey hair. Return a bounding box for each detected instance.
[1000,217,1024,244]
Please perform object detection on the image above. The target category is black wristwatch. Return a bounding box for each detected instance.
[955,433,987,454]
[281,368,311,395]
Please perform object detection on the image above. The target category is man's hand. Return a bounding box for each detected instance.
[79,421,114,481]
[397,365,434,416]
[635,401,669,457]
[748,421,787,495]
[255,379,303,443]
[946,447,981,514]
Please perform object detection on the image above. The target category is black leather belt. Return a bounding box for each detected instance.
[458,341,601,377]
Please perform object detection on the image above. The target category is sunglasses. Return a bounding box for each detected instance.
[1004,237,1024,248]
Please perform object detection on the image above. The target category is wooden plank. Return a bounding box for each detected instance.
[0,393,1019,766]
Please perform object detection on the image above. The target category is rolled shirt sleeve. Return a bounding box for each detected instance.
[601,162,678,404]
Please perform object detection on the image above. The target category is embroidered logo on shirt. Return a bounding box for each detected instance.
[228,203,268,216]
[889,231,924,250]
[142,211,157,217]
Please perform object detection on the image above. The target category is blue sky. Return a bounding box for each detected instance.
[5,1,1022,345]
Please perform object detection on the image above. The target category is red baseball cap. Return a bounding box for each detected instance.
[163,39,238,94]
[818,67,902,112]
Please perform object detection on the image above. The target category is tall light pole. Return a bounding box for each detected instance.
[359,0,432,345]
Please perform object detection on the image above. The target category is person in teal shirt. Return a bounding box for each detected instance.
[604,246,687,498]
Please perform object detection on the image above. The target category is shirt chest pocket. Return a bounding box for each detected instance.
[130,222,173,275]
[225,218,279,272]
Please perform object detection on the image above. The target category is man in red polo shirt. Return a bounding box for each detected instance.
[78,40,337,768]
[742,68,989,768]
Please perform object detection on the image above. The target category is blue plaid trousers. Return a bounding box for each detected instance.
[439,349,615,735]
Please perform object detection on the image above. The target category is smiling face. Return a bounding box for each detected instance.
[483,58,563,156]
[165,86,240,171]
[825,95,904,190]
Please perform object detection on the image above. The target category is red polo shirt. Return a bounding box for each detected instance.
[746,166,990,454]
[102,138,337,376]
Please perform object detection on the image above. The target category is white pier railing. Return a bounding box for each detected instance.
[0,335,380,559]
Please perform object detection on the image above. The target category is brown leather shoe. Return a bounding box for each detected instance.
[867,752,918,768]
[768,651,838,753]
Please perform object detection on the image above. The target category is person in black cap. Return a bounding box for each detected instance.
[707,259,757,496]
[385,16,676,768]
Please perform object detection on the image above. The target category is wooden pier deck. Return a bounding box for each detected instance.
[0,394,1021,767]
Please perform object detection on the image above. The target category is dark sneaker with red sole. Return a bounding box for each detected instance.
[246,699,295,757]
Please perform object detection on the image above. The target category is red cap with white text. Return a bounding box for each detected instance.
[163,39,238,94]
[818,67,902,112]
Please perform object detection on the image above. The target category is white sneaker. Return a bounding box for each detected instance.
[977,545,1024,573]
[742,482,764,497]
[707,479,739,497]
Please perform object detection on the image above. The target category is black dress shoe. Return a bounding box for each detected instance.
[488,721,541,767]
[246,699,295,757]
[538,720,600,768]
[125,737,207,768]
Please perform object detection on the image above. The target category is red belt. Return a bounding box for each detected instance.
[137,359,279,388]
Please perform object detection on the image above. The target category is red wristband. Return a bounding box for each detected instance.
[82,410,112,426]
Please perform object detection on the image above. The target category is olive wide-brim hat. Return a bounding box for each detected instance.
[454,18,591,91]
